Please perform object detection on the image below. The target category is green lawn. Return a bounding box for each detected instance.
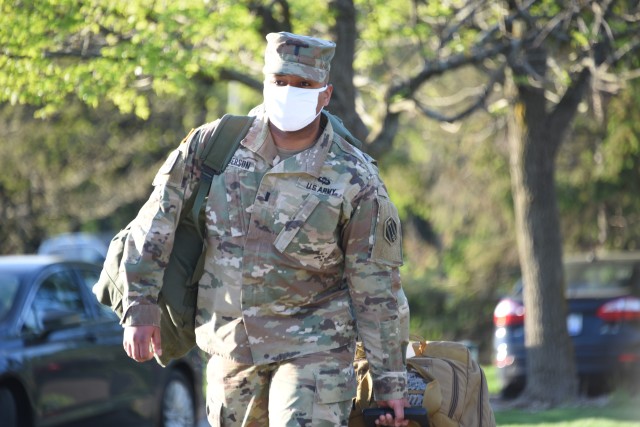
[483,365,640,426]
[495,398,640,426]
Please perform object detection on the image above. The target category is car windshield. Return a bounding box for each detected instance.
[565,260,640,298]
[0,273,20,321]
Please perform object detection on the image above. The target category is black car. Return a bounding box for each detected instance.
[493,252,640,397]
[0,255,204,427]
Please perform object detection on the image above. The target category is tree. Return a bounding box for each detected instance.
[2,0,639,406]
[352,0,639,405]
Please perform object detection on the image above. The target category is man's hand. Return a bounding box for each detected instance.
[123,325,162,362]
[374,399,410,427]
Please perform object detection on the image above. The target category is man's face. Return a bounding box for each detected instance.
[264,73,333,113]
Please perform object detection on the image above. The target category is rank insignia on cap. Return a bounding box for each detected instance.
[384,217,398,244]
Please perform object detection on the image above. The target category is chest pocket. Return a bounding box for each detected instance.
[205,169,247,238]
[273,194,342,270]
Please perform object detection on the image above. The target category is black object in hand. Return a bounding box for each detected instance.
[362,407,429,427]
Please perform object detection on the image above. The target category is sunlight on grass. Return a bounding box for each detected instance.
[483,365,640,426]
[482,364,501,396]
[493,391,640,426]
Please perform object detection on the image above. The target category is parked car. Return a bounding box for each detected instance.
[0,255,204,427]
[493,252,640,397]
[38,232,110,264]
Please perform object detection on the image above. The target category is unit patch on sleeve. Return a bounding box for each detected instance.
[384,217,399,245]
[371,197,403,266]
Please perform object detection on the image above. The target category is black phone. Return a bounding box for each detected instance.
[362,407,429,427]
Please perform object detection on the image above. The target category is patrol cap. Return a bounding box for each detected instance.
[262,32,336,83]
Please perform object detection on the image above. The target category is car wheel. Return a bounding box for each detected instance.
[500,380,525,400]
[0,388,18,427]
[160,370,196,427]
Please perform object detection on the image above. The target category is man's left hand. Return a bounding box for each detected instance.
[374,399,410,426]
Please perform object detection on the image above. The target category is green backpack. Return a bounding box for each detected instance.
[93,111,363,366]
[93,114,255,366]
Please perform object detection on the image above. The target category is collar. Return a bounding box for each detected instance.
[241,105,335,177]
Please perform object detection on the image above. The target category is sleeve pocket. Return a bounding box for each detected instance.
[370,197,403,266]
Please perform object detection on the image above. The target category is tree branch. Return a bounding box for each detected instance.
[406,65,506,123]
[547,67,591,154]
[386,40,511,103]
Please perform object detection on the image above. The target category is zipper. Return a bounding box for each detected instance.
[443,359,459,419]
[478,369,487,426]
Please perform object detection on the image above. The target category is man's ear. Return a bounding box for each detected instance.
[321,84,333,107]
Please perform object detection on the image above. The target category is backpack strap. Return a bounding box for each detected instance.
[322,110,363,150]
[190,114,255,230]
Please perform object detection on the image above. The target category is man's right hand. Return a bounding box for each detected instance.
[123,325,162,362]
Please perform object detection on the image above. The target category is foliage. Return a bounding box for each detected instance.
[558,79,640,252]
[1,0,640,397]
[0,0,266,118]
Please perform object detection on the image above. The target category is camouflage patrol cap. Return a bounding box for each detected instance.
[263,32,336,83]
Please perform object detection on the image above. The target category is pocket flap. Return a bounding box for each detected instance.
[274,194,320,252]
[315,371,357,404]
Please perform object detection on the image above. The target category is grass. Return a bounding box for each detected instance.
[482,365,640,426]
[484,363,502,396]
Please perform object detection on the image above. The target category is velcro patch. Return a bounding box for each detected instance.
[371,197,403,266]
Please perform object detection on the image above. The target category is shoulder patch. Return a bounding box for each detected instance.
[371,196,403,266]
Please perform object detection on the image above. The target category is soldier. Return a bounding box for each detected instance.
[121,31,410,427]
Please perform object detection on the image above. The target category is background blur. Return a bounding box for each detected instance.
[1,0,639,374]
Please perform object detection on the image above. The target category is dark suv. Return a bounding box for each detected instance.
[493,252,640,397]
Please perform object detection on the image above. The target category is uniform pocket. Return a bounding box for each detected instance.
[273,194,343,270]
[205,171,247,238]
[274,194,321,252]
[370,196,403,266]
[313,364,356,426]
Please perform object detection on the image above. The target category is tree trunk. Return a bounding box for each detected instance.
[507,84,579,406]
[329,0,369,145]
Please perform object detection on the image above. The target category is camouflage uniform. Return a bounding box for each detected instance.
[122,32,409,426]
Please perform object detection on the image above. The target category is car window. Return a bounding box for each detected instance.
[0,274,20,322]
[565,261,639,297]
[23,270,88,332]
[77,266,117,319]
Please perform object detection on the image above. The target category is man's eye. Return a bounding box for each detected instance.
[274,80,287,86]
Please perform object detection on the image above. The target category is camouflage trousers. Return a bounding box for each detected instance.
[205,345,356,427]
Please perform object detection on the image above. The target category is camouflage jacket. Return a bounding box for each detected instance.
[122,111,409,401]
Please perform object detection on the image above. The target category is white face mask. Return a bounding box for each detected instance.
[263,84,327,132]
